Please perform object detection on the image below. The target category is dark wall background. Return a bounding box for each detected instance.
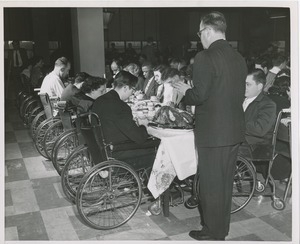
[4,7,290,59]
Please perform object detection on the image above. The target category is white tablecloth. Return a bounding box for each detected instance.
[146,126,197,199]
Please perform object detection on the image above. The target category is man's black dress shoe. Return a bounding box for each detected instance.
[184,196,198,209]
[189,230,225,241]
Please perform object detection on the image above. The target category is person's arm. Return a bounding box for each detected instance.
[54,79,65,98]
[173,52,214,105]
[115,105,149,144]
[245,100,277,137]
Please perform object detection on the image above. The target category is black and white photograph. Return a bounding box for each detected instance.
[1,0,299,243]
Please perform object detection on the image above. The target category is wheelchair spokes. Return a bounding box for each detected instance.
[76,161,142,230]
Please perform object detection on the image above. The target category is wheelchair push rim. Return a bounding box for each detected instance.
[76,160,142,230]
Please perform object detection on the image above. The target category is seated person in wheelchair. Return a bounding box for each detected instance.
[40,57,71,118]
[239,69,277,156]
[40,57,71,99]
[91,70,158,170]
[71,76,107,113]
[61,72,90,103]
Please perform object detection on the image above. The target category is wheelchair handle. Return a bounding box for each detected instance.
[77,112,101,124]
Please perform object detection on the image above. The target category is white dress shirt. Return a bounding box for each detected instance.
[243,96,257,111]
[40,71,65,98]
[144,76,154,94]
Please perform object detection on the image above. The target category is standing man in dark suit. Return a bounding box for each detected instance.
[141,61,158,99]
[7,40,29,98]
[173,11,247,241]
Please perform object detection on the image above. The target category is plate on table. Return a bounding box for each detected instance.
[148,122,193,130]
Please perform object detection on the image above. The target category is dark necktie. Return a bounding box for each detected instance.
[15,51,19,67]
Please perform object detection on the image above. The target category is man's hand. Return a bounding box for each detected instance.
[172,81,191,95]
[137,117,149,127]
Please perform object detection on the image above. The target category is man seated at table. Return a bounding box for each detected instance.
[91,70,157,169]
[239,68,277,157]
[142,61,158,99]
[40,57,71,118]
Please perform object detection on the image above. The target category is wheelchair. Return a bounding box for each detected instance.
[171,109,291,214]
[33,93,60,158]
[61,112,161,229]
[42,101,78,160]
[51,106,91,175]
[16,89,42,126]
[238,109,291,210]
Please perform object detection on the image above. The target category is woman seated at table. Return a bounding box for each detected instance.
[71,75,107,113]
[123,63,145,91]
[61,72,90,103]
[91,70,157,170]
[160,67,186,107]
[153,64,168,101]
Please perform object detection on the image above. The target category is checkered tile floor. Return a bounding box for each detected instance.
[4,100,293,241]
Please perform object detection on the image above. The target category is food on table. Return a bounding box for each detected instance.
[152,106,194,128]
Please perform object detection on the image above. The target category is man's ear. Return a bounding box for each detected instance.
[258,83,264,91]
[60,67,65,73]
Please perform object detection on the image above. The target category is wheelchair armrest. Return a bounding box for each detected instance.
[110,137,161,152]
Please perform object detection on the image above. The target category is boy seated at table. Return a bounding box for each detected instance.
[91,70,159,170]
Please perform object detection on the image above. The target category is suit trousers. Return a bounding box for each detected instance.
[196,144,240,239]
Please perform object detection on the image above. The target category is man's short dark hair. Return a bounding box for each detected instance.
[272,54,287,67]
[201,11,227,33]
[248,69,266,86]
[74,72,90,84]
[141,61,153,69]
[161,67,180,81]
[55,57,70,68]
[81,76,107,94]
[255,55,272,70]
[113,70,138,89]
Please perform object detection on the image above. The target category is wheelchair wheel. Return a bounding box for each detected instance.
[76,160,142,230]
[16,91,28,108]
[23,99,41,126]
[43,120,64,160]
[19,95,34,118]
[34,117,60,158]
[271,198,285,211]
[61,145,92,203]
[52,129,79,175]
[231,156,256,214]
[30,110,46,138]
[27,105,43,126]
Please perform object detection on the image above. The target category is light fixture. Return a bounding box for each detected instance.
[270,15,286,19]
[103,9,114,29]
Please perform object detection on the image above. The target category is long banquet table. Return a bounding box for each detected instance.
[146,126,198,199]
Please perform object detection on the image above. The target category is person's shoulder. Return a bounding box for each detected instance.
[261,93,276,106]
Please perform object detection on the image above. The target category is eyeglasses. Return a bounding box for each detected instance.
[197,27,208,38]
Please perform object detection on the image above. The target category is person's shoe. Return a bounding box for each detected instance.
[184,196,198,209]
[189,230,225,241]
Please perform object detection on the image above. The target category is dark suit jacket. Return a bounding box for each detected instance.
[244,92,277,145]
[135,76,145,91]
[268,94,290,115]
[91,89,149,144]
[8,48,28,70]
[184,39,248,147]
[143,76,158,99]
